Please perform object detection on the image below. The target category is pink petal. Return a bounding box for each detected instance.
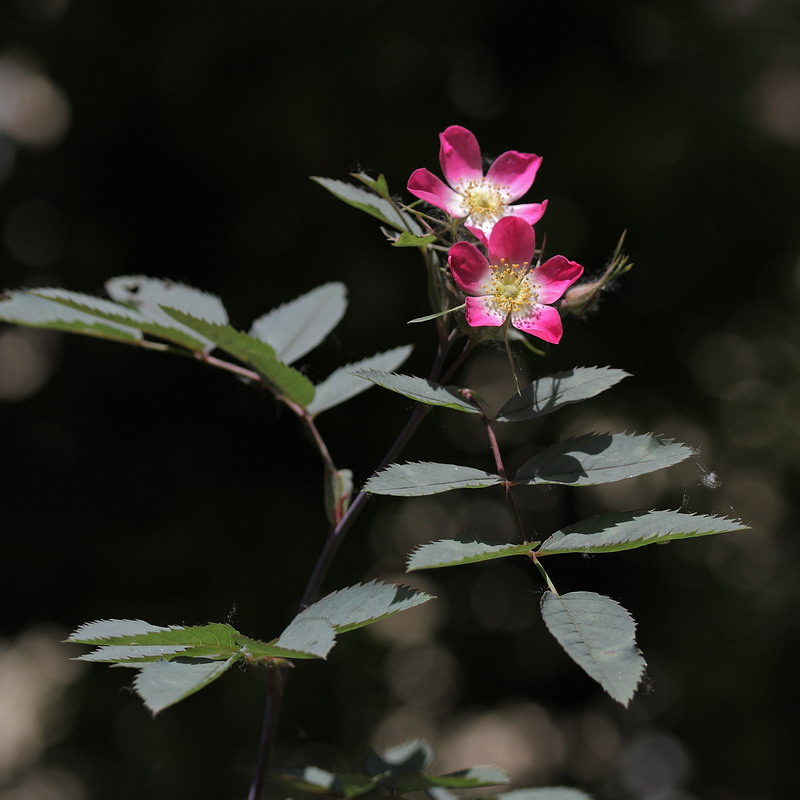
[487,216,536,267]
[530,256,584,304]
[513,304,563,344]
[465,295,505,327]
[407,168,463,216]
[486,151,542,199]
[465,224,489,249]
[448,241,492,295]
[509,200,548,226]
[439,125,483,186]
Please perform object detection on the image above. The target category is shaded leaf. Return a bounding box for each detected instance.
[538,510,749,555]
[297,580,434,633]
[514,433,692,487]
[312,176,422,234]
[106,275,228,351]
[407,538,538,572]
[365,462,503,497]
[497,789,594,800]
[161,308,315,406]
[307,345,413,416]
[249,283,347,364]
[367,740,433,790]
[354,371,481,414]
[495,367,630,422]
[540,591,645,706]
[133,654,239,714]
[0,291,142,343]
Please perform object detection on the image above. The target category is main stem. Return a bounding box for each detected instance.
[246,330,473,799]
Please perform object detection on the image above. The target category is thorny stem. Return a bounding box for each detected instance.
[247,329,474,799]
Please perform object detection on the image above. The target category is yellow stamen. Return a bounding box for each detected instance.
[458,178,511,226]
[483,259,537,315]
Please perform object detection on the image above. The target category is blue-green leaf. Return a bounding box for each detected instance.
[105,275,228,352]
[407,538,538,572]
[540,591,645,706]
[497,788,594,800]
[249,283,347,365]
[514,433,692,487]
[354,371,481,414]
[297,580,434,633]
[0,291,142,343]
[538,510,749,555]
[365,462,503,497]
[312,177,422,234]
[307,345,413,416]
[494,367,630,422]
[273,616,337,659]
[133,653,239,714]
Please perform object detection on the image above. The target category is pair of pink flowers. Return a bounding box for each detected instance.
[408,125,583,345]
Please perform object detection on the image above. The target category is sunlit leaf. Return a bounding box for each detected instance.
[354,371,481,414]
[393,232,437,247]
[540,591,645,706]
[273,616,337,659]
[407,538,538,572]
[297,580,434,633]
[133,653,239,714]
[249,283,347,364]
[105,275,229,351]
[160,308,315,406]
[312,176,422,234]
[514,433,692,487]
[364,462,503,496]
[307,345,413,416]
[497,788,595,800]
[538,510,749,555]
[0,291,142,343]
[494,367,630,422]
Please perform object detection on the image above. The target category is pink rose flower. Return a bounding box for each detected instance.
[447,216,583,344]
[407,125,548,237]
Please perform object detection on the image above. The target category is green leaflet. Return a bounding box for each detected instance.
[494,367,630,422]
[354,371,482,414]
[364,462,503,496]
[406,538,539,572]
[312,176,422,234]
[540,591,645,706]
[393,231,437,247]
[514,432,692,487]
[308,346,413,416]
[160,307,315,406]
[249,282,347,365]
[272,767,381,799]
[538,509,749,554]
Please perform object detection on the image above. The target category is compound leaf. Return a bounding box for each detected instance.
[364,462,503,497]
[354,371,481,414]
[249,283,347,364]
[514,433,692,487]
[407,538,538,572]
[540,591,645,706]
[495,367,630,422]
[538,510,749,555]
[307,345,413,416]
[273,616,337,659]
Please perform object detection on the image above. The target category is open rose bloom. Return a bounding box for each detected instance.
[448,216,583,344]
[407,125,548,237]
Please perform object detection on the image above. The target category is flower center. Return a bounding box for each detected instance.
[484,260,537,315]
[458,178,510,225]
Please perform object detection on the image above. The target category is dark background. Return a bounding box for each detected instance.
[2,1,799,799]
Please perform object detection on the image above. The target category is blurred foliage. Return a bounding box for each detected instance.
[2,1,800,799]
